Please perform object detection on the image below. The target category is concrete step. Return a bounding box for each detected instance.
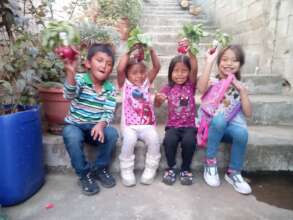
[43,125,293,172]
[153,42,210,56]
[112,94,293,126]
[142,25,217,33]
[144,32,214,44]
[140,16,211,26]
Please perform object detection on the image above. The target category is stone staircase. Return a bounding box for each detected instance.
[43,0,293,173]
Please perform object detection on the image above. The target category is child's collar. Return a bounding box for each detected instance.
[83,73,113,91]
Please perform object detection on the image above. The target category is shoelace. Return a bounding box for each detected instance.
[102,169,111,178]
[86,173,95,184]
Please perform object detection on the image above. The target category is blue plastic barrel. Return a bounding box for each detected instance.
[0,105,44,206]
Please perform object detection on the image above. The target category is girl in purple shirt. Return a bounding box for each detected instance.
[155,39,198,185]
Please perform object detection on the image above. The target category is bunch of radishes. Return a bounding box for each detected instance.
[209,30,232,54]
[127,26,152,62]
[41,21,80,61]
[178,23,207,55]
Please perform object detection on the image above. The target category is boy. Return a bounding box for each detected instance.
[62,44,118,195]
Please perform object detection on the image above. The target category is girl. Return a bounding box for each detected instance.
[197,45,252,194]
[155,40,198,186]
[117,44,161,186]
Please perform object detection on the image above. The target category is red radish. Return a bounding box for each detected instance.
[54,46,78,61]
[177,45,188,54]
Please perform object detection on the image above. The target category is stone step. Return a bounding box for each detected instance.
[112,94,293,126]
[142,12,207,20]
[140,16,211,26]
[144,32,214,44]
[142,25,217,33]
[43,125,293,172]
[153,42,210,56]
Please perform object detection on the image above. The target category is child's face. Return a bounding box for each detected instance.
[171,62,189,85]
[86,51,113,82]
[127,63,147,86]
[218,49,240,79]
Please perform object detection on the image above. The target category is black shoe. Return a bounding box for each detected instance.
[180,171,193,185]
[162,168,177,185]
[79,173,99,196]
[93,168,116,188]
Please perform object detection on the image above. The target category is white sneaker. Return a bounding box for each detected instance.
[225,172,252,194]
[141,167,157,185]
[121,169,136,187]
[204,165,220,187]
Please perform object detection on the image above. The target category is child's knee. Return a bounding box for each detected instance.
[234,128,248,143]
[210,114,227,131]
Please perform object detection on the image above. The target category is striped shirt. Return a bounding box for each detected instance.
[63,73,116,125]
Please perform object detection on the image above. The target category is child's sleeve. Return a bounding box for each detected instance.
[100,86,117,124]
[63,74,82,100]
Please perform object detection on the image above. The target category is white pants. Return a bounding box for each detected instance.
[120,125,161,159]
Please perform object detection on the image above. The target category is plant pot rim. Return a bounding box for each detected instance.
[38,86,63,93]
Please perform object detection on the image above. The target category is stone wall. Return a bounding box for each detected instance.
[197,0,293,88]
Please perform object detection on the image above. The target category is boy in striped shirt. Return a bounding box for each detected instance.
[62,44,118,195]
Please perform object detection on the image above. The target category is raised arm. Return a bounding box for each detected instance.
[116,52,129,89]
[188,49,198,84]
[148,47,161,84]
[197,49,218,94]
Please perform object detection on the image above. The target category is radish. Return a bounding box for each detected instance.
[54,46,78,61]
[177,45,188,54]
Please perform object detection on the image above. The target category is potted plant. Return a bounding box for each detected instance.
[39,20,80,134]
[0,29,44,206]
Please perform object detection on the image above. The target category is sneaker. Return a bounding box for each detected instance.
[78,173,99,196]
[180,171,193,185]
[92,168,116,188]
[225,172,252,194]
[162,168,177,185]
[204,164,220,187]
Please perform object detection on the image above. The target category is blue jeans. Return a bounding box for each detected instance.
[63,123,118,177]
[206,114,248,171]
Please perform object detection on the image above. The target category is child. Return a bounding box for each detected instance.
[197,45,252,194]
[62,43,119,195]
[117,44,161,186]
[155,39,198,185]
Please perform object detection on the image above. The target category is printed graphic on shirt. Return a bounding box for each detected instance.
[123,80,155,125]
[215,86,241,121]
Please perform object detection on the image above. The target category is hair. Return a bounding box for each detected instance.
[87,43,115,65]
[216,44,245,80]
[168,55,191,86]
[125,58,147,78]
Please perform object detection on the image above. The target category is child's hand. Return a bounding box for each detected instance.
[177,38,189,54]
[63,58,78,77]
[91,122,106,143]
[232,79,248,94]
[155,92,167,106]
[205,47,218,64]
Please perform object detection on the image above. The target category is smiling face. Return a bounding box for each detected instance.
[127,63,147,86]
[85,51,113,83]
[218,49,240,79]
[171,62,190,85]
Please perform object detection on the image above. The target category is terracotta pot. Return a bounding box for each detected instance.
[38,86,70,134]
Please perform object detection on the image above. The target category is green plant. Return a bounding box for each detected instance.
[180,23,208,54]
[96,0,142,28]
[0,33,40,114]
[214,29,232,48]
[127,26,152,61]
[77,21,120,48]
[41,20,80,51]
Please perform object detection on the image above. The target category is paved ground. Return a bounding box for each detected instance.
[3,172,293,220]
